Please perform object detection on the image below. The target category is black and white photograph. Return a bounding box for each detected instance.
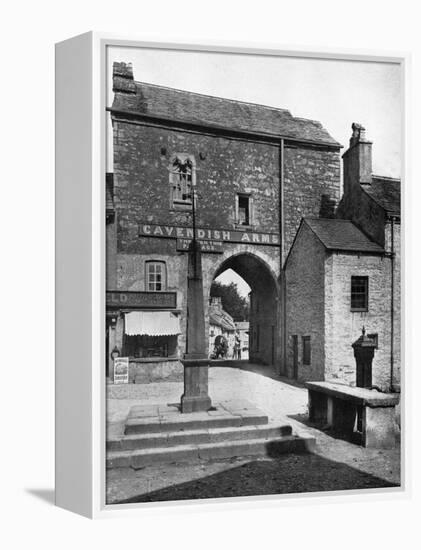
[104,45,402,505]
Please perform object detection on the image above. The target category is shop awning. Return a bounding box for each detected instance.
[124,311,181,336]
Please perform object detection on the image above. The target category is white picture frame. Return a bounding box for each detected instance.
[55,32,408,519]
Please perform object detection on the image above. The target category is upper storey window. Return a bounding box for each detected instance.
[169,154,195,208]
[236,193,253,226]
[351,276,369,312]
[146,261,166,292]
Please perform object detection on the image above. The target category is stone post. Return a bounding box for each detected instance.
[352,326,377,388]
[180,239,212,413]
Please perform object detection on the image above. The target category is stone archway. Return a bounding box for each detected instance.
[210,252,280,366]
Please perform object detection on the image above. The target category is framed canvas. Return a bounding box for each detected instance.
[55,33,408,518]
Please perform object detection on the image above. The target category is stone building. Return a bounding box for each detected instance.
[106,61,342,381]
[284,124,400,391]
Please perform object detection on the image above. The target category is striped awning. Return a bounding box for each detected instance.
[124,311,181,336]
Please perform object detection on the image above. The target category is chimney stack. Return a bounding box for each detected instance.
[342,123,372,196]
[112,62,136,94]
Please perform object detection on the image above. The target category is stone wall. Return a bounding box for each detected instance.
[283,145,341,258]
[112,120,281,255]
[336,182,386,247]
[325,252,392,390]
[285,223,326,381]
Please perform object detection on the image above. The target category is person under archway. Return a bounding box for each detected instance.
[233,331,241,360]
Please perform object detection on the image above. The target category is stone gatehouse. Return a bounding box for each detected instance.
[106,61,400,391]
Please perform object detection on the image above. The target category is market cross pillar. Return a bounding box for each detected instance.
[180,239,212,413]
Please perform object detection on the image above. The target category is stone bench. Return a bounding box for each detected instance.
[306,381,400,448]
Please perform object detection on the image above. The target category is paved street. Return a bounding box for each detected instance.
[107,364,401,504]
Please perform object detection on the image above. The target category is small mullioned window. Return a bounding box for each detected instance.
[169,154,195,208]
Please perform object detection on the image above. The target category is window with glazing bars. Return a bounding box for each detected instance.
[146,261,166,291]
[351,276,368,311]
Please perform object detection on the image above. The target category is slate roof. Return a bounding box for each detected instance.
[304,218,384,254]
[362,176,401,216]
[111,77,340,147]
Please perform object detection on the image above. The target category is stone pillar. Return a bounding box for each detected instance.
[180,240,212,413]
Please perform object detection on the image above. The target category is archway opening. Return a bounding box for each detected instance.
[210,269,251,361]
[209,253,279,367]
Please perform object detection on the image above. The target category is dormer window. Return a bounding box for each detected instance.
[169,154,195,208]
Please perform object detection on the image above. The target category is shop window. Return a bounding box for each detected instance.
[351,276,368,311]
[302,336,311,365]
[146,261,166,291]
[236,194,251,226]
[169,154,195,208]
[123,335,177,359]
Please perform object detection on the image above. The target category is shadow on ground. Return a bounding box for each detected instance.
[211,362,306,389]
[287,413,391,446]
[109,452,398,505]
[25,488,55,505]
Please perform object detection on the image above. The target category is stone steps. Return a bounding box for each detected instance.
[106,400,316,469]
[108,423,293,452]
[124,408,268,435]
[107,433,315,469]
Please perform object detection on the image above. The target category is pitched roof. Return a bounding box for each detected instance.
[362,176,401,216]
[210,310,236,332]
[304,218,384,254]
[111,75,340,147]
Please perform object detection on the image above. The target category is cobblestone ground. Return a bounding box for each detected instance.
[106,365,401,504]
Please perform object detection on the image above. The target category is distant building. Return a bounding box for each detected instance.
[235,321,250,360]
[285,124,400,391]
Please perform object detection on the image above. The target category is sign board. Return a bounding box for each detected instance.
[113,357,129,385]
[176,238,223,253]
[139,223,280,246]
[106,291,177,309]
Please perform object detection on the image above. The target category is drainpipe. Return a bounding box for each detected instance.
[279,139,286,375]
[389,216,395,392]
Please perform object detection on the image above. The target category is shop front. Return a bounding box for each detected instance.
[106,291,182,383]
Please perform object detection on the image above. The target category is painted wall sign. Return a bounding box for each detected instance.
[113,357,129,384]
[138,223,280,246]
[176,238,224,253]
[107,291,177,309]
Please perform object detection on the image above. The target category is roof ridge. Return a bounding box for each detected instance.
[134,80,295,117]
[304,217,354,223]
[371,174,401,182]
